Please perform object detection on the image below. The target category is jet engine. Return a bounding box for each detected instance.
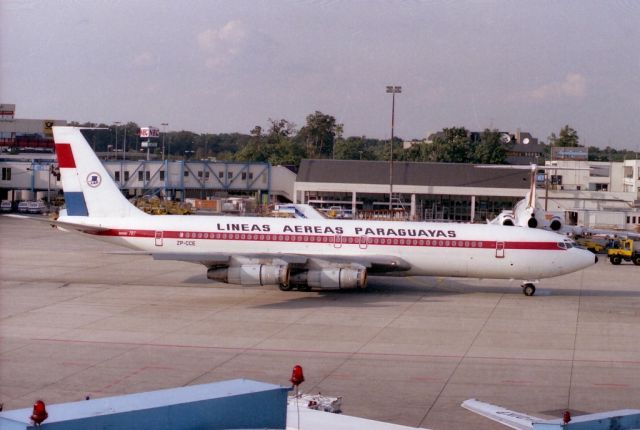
[548,217,563,231]
[491,211,516,226]
[207,264,290,286]
[290,268,367,290]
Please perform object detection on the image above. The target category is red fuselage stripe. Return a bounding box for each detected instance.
[55,143,76,168]
[92,229,563,250]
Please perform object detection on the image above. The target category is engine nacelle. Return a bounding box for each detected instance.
[500,215,515,226]
[491,212,515,226]
[548,217,563,231]
[290,268,367,290]
[207,264,289,286]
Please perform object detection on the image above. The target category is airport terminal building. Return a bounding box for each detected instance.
[293,158,640,229]
[1,104,639,230]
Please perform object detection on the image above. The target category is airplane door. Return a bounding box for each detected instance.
[155,230,164,247]
[334,235,342,249]
[495,241,505,258]
[359,236,368,250]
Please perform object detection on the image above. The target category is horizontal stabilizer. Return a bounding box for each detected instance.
[461,399,539,429]
[3,214,109,234]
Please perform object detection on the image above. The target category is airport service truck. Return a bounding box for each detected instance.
[608,239,640,265]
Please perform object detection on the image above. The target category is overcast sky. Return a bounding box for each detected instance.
[2,0,639,149]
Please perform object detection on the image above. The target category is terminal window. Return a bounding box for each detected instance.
[2,167,11,181]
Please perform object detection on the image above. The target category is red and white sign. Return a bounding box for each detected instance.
[140,127,160,138]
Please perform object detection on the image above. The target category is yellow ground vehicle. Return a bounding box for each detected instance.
[133,197,193,215]
[607,239,640,265]
[576,237,607,254]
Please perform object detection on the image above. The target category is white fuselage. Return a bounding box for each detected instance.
[61,214,596,280]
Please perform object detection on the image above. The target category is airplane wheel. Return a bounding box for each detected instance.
[279,283,293,291]
[522,283,536,296]
[610,256,622,265]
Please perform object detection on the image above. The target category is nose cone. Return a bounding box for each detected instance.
[574,247,598,271]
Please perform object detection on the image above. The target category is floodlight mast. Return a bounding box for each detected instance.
[386,85,401,211]
[161,123,169,161]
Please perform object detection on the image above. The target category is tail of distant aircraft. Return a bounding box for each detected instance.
[53,126,147,218]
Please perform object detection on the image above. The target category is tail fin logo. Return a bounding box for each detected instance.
[86,172,102,188]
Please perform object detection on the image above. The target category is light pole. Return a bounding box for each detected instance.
[114,122,121,160]
[123,126,127,160]
[386,85,401,210]
[161,123,169,161]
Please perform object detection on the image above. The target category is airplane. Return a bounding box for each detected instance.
[486,164,640,240]
[45,126,597,297]
[486,164,571,232]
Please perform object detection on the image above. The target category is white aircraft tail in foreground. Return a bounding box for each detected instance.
[462,398,640,429]
[50,127,597,296]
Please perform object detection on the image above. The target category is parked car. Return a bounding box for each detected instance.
[27,200,46,214]
[1,200,13,212]
[17,201,29,213]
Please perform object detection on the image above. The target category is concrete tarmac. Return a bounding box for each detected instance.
[1,216,639,429]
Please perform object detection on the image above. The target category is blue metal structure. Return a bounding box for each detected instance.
[0,379,289,430]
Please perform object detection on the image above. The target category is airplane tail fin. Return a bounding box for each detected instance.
[53,126,148,218]
[526,164,537,210]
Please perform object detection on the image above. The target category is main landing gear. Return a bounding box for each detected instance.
[521,283,536,296]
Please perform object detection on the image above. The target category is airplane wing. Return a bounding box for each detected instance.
[150,252,411,274]
[307,255,411,273]
[461,399,540,429]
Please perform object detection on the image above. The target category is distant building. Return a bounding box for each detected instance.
[295,159,531,222]
[0,103,66,153]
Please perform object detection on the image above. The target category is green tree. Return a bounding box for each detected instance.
[473,129,507,164]
[548,125,580,147]
[297,111,343,158]
[265,119,305,165]
[168,130,199,158]
[430,127,472,163]
[334,136,377,160]
[235,119,306,165]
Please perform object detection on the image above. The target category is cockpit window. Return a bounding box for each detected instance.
[558,240,575,250]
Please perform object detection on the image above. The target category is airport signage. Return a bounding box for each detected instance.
[552,146,588,161]
[140,127,160,138]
